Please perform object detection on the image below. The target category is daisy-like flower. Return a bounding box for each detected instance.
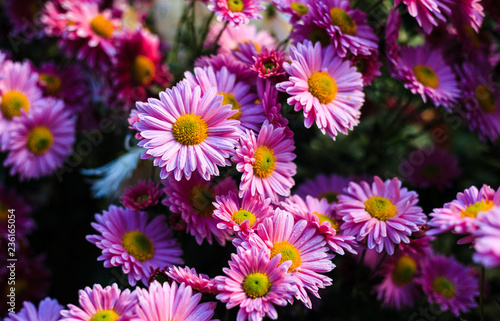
[135,281,217,321]
[86,205,184,286]
[232,121,296,202]
[208,0,265,27]
[277,41,365,140]
[162,172,237,245]
[457,61,500,142]
[134,83,240,181]
[239,208,334,308]
[213,191,274,236]
[420,254,478,316]
[120,179,163,210]
[209,23,275,55]
[337,176,427,255]
[473,207,500,268]
[0,184,34,241]
[216,245,297,321]
[60,284,137,321]
[40,1,67,37]
[5,297,63,321]
[428,184,499,244]
[273,0,310,22]
[166,266,219,294]
[295,173,351,204]
[183,66,266,133]
[250,47,287,79]
[3,98,76,181]
[448,0,485,33]
[281,194,357,255]
[394,0,451,34]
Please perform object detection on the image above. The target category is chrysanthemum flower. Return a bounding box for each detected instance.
[273,0,310,22]
[86,205,184,286]
[120,179,163,210]
[213,191,274,236]
[448,0,485,33]
[209,23,275,55]
[162,173,237,245]
[337,176,427,255]
[216,246,297,321]
[295,173,351,204]
[167,266,219,294]
[428,184,499,244]
[60,284,137,321]
[394,0,450,34]
[208,0,265,27]
[183,66,266,133]
[40,1,67,37]
[256,79,290,134]
[277,41,365,140]
[232,121,296,202]
[195,53,255,80]
[0,184,34,241]
[5,297,63,321]
[420,254,478,316]
[134,83,240,181]
[250,47,287,79]
[3,98,76,180]
[473,207,500,268]
[239,208,334,308]
[135,281,217,321]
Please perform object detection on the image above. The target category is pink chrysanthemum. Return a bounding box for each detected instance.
[273,0,310,22]
[120,179,163,210]
[216,245,297,321]
[238,208,334,308]
[473,207,500,268]
[209,23,275,55]
[250,47,287,79]
[40,1,67,37]
[394,0,450,34]
[136,281,217,321]
[86,205,184,286]
[337,176,427,255]
[111,28,171,106]
[401,147,461,190]
[428,184,500,243]
[167,266,219,294]
[213,191,274,236]
[295,173,351,204]
[448,0,485,33]
[5,297,63,321]
[208,0,264,27]
[60,284,137,321]
[277,41,365,140]
[457,61,500,142]
[420,254,478,316]
[232,121,296,202]
[195,53,255,80]
[281,194,357,255]
[0,184,34,241]
[134,83,240,181]
[183,66,266,133]
[3,98,76,180]
[162,172,237,245]
[256,79,291,134]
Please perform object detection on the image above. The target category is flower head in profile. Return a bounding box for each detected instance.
[208,0,265,27]
[167,266,219,294]
[5,297,63,321]
[473,207,500,268]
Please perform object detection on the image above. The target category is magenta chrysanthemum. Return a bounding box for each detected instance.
[215,246,297,321]
[86,205,184,286]
[337,176,427,255]
[208,0,265,27]
[120,179,163,210]
[420,254,478,316]
[395,0,451,34]
[167,266,219,294]
[5,297,63,321]
[277,41,365,140]
[232,121,296,202]
[250,47,287,79]
[135,281,217,321]
[473,207,500,268]
[195,53,255,81]
[60,284,137,321]
[162,172,237,245]
[3,97,76,180]
[256,79,290,132]
[134,82,240,181]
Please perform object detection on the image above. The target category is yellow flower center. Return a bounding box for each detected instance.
[318,191,339,203]
[232,209,256,227]
[391,255,417,286]
[122,231,154,262]
[308,71,338,104]
[90,310,119,321]
[172,114,208,146]
[309,28,330,47]
[242,272,271,298]
[253,146,276,178]
[432,277,455,299]
[27,126,54,155]
[189,185,216,217]
[1,91,30,120]
[475,84,496,114]
[39,73,62,96]
[364,196,397,221]
[413,65,439,89]
[314,212,339,232]
[291,2,308,16]
[461,200,494,218]
[131,55,156,86]
[221,92,242,120]
[227,0,244,12]
[330,7,357,36]
[90,14,114,39]
[270,241,301,272]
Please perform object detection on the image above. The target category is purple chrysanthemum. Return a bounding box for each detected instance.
[195,53,255,81]
[5,297,63,321]
[120,179,163,210]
